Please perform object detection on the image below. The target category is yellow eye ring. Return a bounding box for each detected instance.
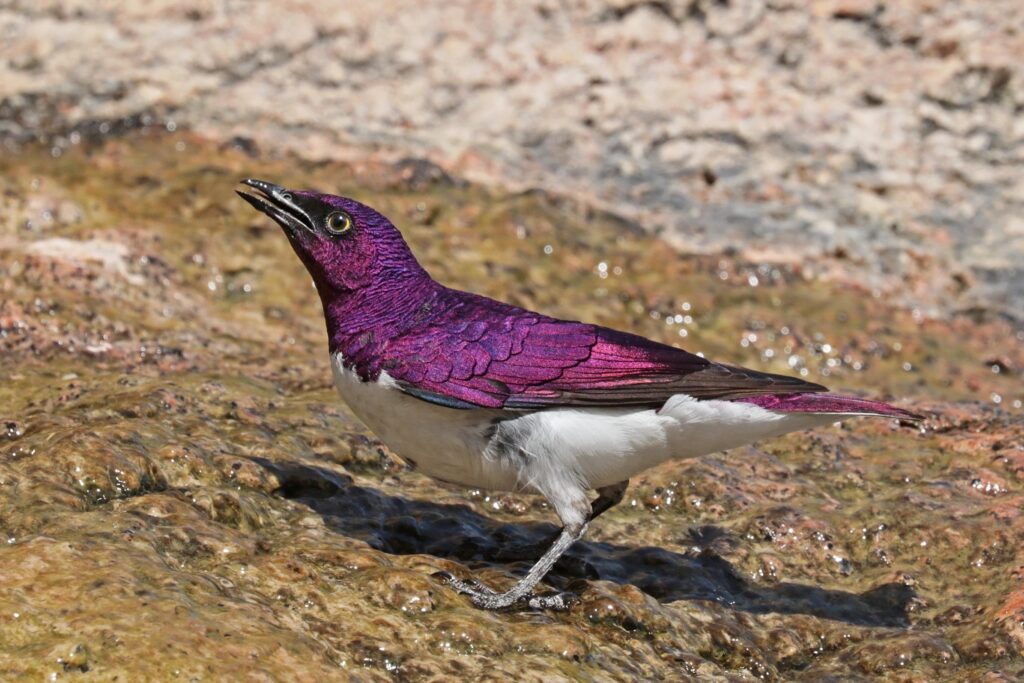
[325,211,353,235]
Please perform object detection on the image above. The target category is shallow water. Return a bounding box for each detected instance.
[1,131,1023,680]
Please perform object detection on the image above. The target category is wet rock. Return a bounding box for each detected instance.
[0,134,1019,679]
[837,633,961,676]
[360,567,438,614]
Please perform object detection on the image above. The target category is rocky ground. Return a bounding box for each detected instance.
[1,2,1023,681]
[0,133,1020,681]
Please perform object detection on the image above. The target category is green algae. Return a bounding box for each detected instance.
[0,131,1023,680]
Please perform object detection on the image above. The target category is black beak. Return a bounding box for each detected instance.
[236,179,315,234]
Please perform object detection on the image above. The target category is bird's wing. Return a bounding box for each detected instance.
[379,293,825,410]
[504,326,826,409]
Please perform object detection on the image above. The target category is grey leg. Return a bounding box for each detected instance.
[437,481,628,611]
[590,480,628,521]
[437,521,589,610]
[527,479,630,552]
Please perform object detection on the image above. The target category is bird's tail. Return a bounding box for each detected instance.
[736,393,923,420]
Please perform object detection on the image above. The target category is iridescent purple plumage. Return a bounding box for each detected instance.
[357,288,828,410]
[238,183,914,419]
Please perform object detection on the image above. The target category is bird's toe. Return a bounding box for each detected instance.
[434,571,501,599]
[464,577,498,595]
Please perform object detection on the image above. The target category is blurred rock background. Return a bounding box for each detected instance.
[2,0,1022,319]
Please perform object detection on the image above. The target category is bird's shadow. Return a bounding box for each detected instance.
[261,458,913,627]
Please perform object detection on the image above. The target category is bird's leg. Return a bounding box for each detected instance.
[437,520,589,610]
[437,482,620,610]
[526,479,630,553]
[486,479,631,570]
[589,479,628,521]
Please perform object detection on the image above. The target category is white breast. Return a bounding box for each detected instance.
[330,353,524,491]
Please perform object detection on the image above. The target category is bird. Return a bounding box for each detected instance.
[237,179,920,611]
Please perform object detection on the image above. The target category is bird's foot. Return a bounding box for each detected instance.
[433,571,578,611]
[433,572,497,596]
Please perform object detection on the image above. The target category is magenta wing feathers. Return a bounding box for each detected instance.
[374,289,826,411]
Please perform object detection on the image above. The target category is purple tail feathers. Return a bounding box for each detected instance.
[738,393,923,420]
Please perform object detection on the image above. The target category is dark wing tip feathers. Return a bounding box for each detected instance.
[696,362,829,399]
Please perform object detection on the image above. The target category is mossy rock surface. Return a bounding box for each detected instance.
[0,134,1022,681]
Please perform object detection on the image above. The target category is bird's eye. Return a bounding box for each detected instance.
[325,211,353,235]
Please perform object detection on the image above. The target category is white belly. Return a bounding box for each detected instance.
[330,353,837,494]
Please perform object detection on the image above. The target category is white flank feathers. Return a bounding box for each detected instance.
[332,353,843,525]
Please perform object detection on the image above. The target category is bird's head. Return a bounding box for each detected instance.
[236,179,425,297]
